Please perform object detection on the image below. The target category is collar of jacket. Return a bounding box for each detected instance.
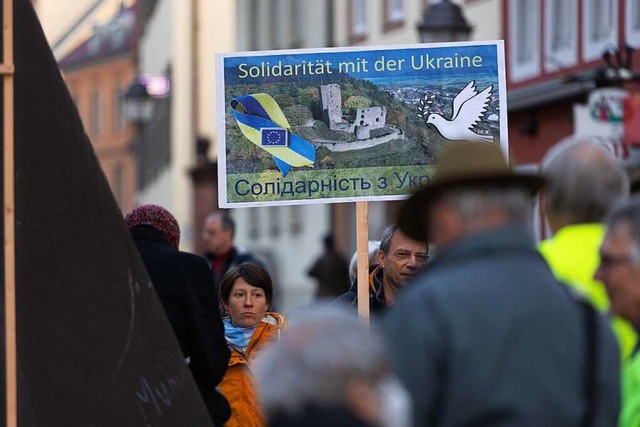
[226,312,286,366]
[431,224,536,269]
[369,265,386,304]
[130,225,173,247]
[204,246,239,262]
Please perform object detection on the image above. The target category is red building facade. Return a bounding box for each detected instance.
[503,0,640,165]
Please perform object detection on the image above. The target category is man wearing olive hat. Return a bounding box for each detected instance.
[384,142,620,427]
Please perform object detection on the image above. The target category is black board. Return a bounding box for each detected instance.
[4,0,214,424]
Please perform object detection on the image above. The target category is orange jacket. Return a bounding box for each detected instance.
[219,313,286,427]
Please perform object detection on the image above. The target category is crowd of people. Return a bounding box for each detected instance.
[124,138,640,427]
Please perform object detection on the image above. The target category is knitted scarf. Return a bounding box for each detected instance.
[224,317,259,353]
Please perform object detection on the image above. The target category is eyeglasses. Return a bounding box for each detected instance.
[599,253,632,270]
[392,250,429,264]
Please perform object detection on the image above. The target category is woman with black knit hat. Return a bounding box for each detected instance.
[125,204,231,426]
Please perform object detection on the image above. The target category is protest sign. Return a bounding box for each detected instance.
[216,41,507,207]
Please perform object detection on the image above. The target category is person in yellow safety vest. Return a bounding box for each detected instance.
[538,138,636,360]
[594,197,640,427]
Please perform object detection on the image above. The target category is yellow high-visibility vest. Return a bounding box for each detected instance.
[539,223,637,361]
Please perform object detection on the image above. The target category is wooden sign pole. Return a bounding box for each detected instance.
[2,0,16,425]
[355,201,370,320]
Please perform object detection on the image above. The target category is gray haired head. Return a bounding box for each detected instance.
[604,195,640,266]
[542,138,629,224]
[438,185,533,229]
[348,240,381,283]
[254,304,389,417]
[379,224,399,255]
[204,211,236,238]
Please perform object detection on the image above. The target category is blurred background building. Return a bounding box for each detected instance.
[32,0,640,311]
[58,5,138,213]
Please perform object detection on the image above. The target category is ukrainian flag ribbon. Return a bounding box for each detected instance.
[230,93,315,177]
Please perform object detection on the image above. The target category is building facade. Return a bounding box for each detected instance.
[34,0,136,60]
[59,6,138,213]
[505,0,640,165]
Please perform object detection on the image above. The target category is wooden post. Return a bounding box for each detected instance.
[2,0,16,425]
[355,201,369,320]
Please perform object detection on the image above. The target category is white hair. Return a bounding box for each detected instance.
[348,240,381,282]
[542,138,629,224]
[254,304,388,417]
[438,185,533,228]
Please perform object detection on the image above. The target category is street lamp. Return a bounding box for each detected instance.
[417,0,473,43]
[123,79,154,125]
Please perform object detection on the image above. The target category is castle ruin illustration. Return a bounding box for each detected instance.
[319,84,387,140]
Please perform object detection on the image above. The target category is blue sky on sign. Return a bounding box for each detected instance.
[224,44,498,82]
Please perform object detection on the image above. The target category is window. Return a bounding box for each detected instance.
[290,206,302,235]
[270,0,284,48]
[626,0,640,48]
[240,0,304,50]
[269,207,280,237]
[248,0,259,50]
[290,0,305,48]
[249,208,260,240]
[384,0,405,29]
[544,0,577,71]
[508,0,541,82]
[90,89,102,137]
[114,86,126,133]
[350,0,367,41]
[138,93,171,191]
[583,0,618,61]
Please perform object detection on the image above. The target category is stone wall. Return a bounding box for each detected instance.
[315,126,403,152]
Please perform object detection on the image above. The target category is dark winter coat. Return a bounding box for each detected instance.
[131,225,231,425]
[334,266,388,314]
[384,225,620,427]
[307,249,351,298]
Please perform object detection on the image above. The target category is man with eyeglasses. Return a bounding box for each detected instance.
[595,196,640,427]
[335,224,429,314]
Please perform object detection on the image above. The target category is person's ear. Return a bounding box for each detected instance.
[539,189,546,214]
[378,250,386,268]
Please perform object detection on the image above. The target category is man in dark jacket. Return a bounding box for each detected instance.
[126,205,231,426]
[386,142,620,427]
[202,211,263,296]
[336,224,428,314]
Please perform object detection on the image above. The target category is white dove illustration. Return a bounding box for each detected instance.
[423,81,494,143]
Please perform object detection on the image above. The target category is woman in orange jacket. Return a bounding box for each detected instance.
[218,263,286,427]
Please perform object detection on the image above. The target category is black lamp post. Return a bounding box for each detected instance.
[417,0,473,43]
[123,79,154,125]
